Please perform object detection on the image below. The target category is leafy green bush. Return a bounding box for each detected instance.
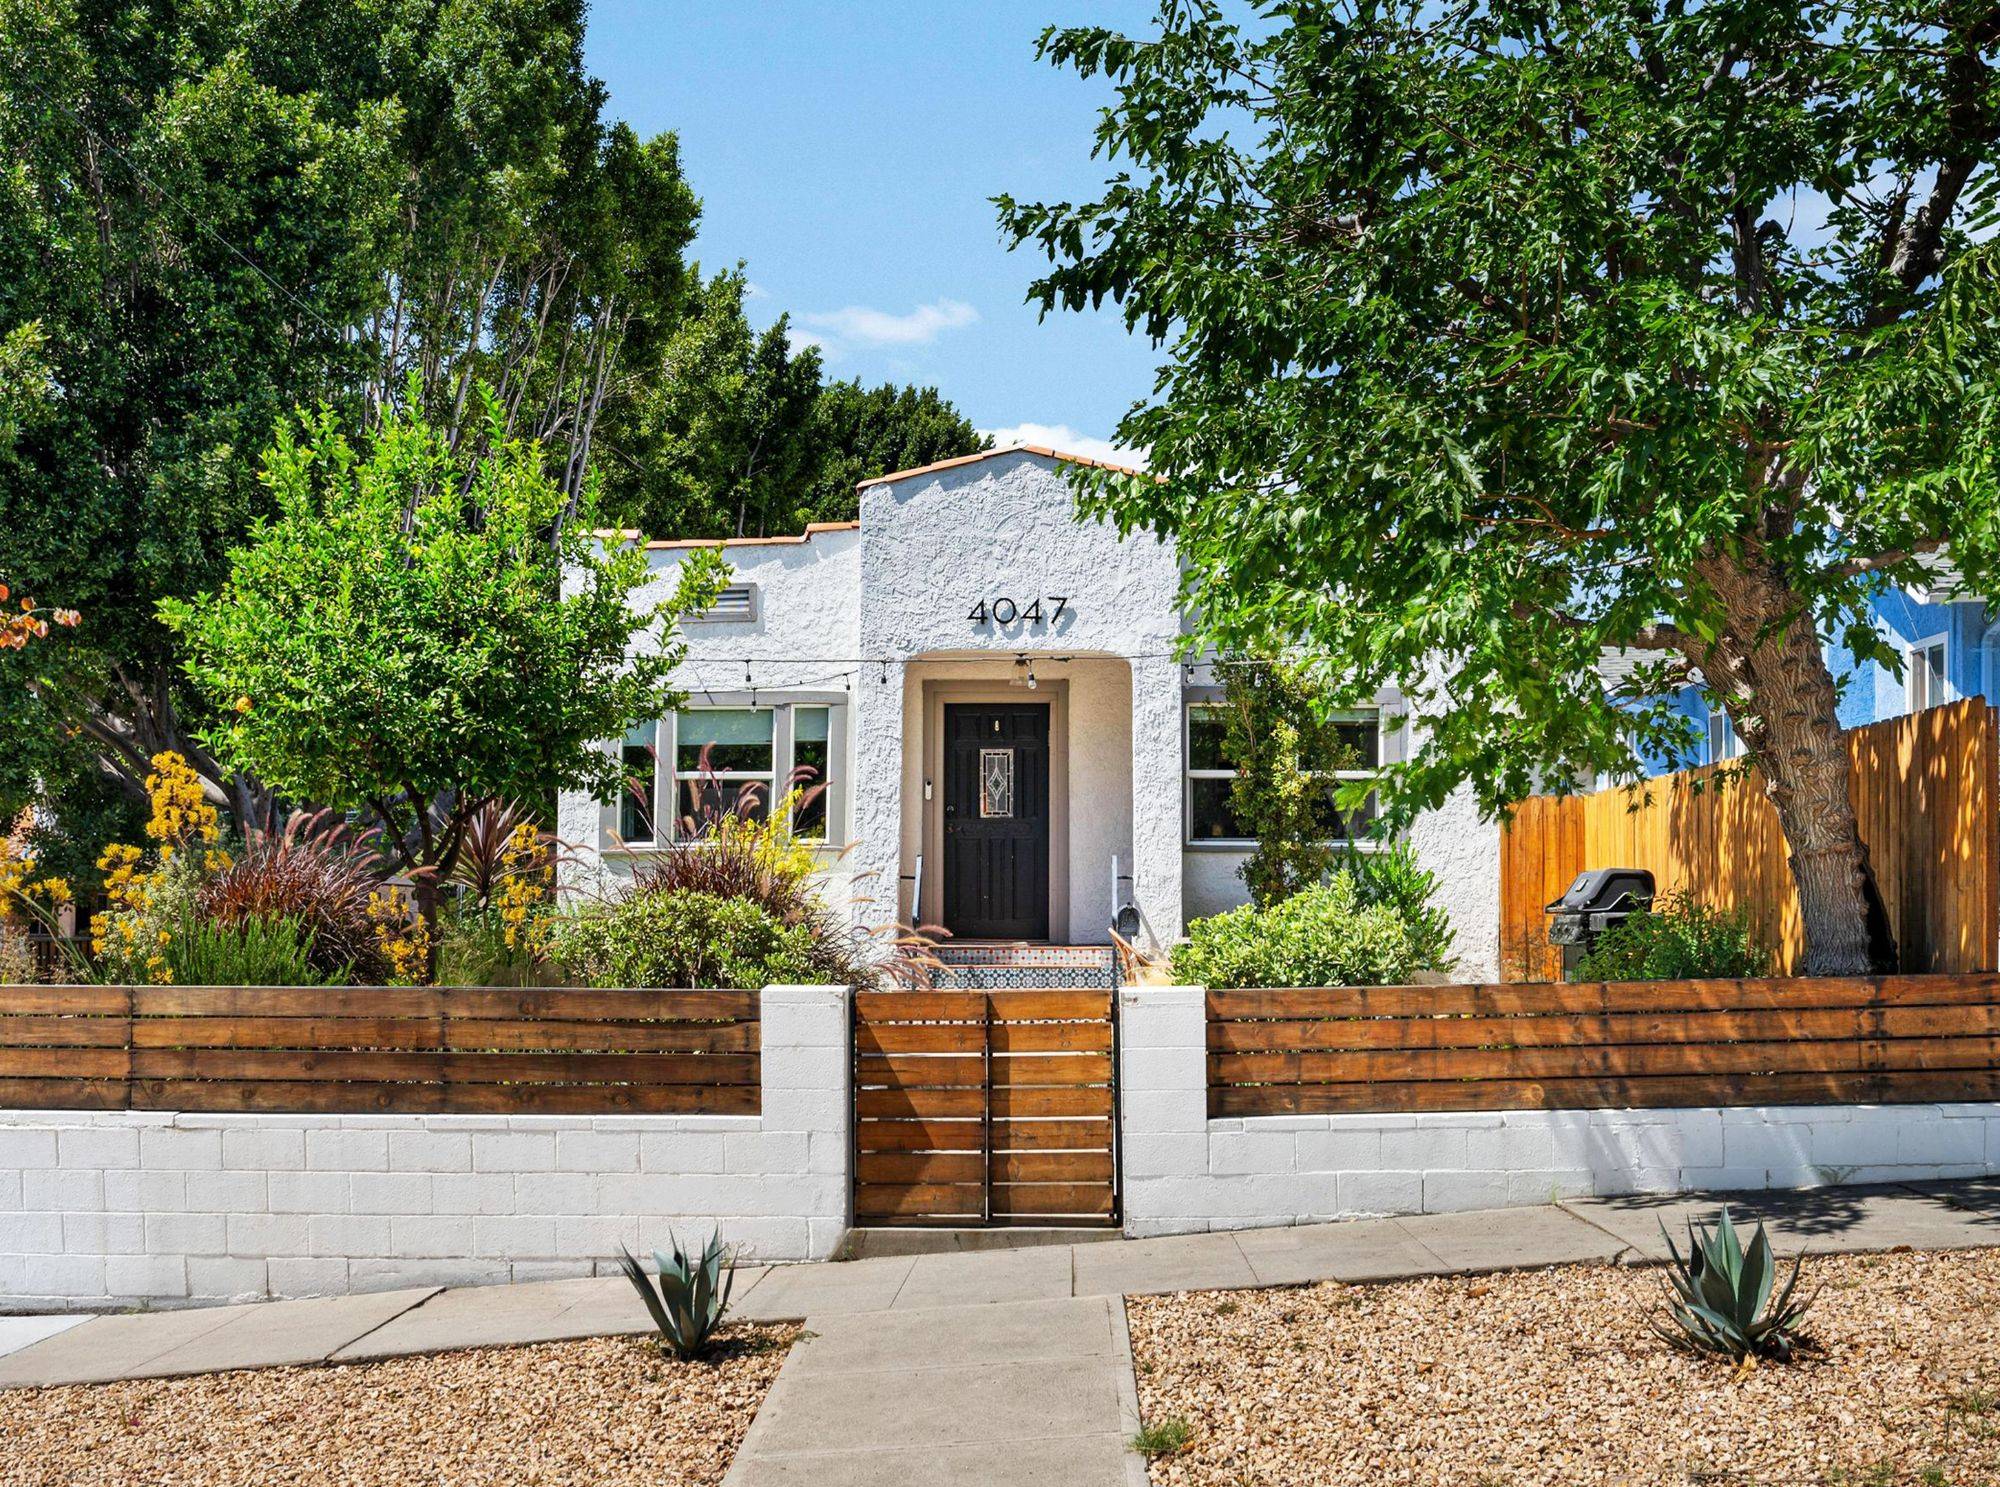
[1170,873,1425,988]
[1346,841,1456,974]
[550,889,823,989]
[167,913,340,986]
[435,903,544,988]
[1574,891,1770,981]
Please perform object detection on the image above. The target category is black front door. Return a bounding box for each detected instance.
[942,703,1050,940]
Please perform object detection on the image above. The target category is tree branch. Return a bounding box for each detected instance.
[1837,537,1948,577]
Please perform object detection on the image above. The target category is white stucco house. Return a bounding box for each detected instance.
[558,446,1501,977]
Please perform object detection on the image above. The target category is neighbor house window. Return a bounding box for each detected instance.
[1909,635,1948,712]
[1184,704,1381,845]
[619,722,657,845]
[1707,709,1745,764]
[673,707,776,829]
[791,705,832,840]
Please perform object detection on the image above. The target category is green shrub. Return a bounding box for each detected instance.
[167,913,340,986]
[1346,841,1456,974]
[1574,891,1770,981]
[550,889,823,989]
[434,905,536,987]
[1170,874,1425,988]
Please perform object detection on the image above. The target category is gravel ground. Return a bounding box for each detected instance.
[0,1323,798,1487]
[1127,1250,2000,1487]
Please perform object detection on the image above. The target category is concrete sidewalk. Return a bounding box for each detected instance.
[1,1179,1995,1397]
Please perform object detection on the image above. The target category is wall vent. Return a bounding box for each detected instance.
[692,583,759,624]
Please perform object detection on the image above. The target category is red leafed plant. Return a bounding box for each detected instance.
[198,810,393,983]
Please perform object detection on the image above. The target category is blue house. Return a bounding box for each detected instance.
[1620,570,1996,778]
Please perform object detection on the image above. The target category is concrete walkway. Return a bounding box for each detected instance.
[1,1181,1997,1480]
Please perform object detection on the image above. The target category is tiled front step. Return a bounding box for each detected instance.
[928,945,1117,989]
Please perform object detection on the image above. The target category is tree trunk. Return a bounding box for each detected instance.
[1691,556,1897,976]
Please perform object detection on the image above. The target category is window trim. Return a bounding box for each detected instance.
[1182,701,1382,851]
[1907,632,1950,712]
[609,699,845,853]
[1706,707,1745,765]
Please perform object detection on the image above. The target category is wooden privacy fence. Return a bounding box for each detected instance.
[852,988,1117,1226]
[0,985,760,1115]
[1501,698,2000,981]
[1209,974,2000,1116]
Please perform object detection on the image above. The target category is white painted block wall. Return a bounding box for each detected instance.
[0,986,853,1311]
[1119,985,2000,1237]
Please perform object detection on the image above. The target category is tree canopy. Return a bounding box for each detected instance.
[0,0,979,867]
[1002,0,2000,972]
[600,269,986,541]
[161,395,723,921]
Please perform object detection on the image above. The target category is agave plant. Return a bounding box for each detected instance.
[619,1231,736,1360]
[1656,1208,1815,1365]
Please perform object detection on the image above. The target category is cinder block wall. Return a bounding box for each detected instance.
[0,985,853,1310]
[1119,985,2000,1237]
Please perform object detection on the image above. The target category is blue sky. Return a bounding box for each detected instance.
[583,1,1161,459]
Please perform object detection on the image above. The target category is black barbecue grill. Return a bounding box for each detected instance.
[1545,868,1656,977]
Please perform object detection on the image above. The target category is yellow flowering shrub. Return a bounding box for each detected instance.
[494,823,552,954]
[90,752,231,984]
[367,887,433,984]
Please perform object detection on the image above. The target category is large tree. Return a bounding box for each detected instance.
[1001,0,2000,974]
[161,396,723,933]
[0,0,697,827]
[601,269,987,540]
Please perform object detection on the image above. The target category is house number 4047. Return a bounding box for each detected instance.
[967,595,1069,626]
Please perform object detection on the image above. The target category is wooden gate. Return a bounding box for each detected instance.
[852,988,1118,1226]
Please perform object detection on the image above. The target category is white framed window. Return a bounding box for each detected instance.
[613,704,842,847]
[1908,633,1949,712]
[1184,703,1380,846]
[672,707,778,829]
[790,705,833,841]
[1706,709,1745,764]
[619,721,658,845]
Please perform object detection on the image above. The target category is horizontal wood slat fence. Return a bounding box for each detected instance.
[0,985,761,1115]
[1208,974,2000,1116]
[1500,699,2000,981]
[853,988,1117,1226]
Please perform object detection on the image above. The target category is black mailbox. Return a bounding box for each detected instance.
[1545,868,1655,977]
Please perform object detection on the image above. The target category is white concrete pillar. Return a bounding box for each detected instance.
[1128,655,1186,951]
[1117,985,1215,1236]
[758,984,854,1260]
[847,660,908,940]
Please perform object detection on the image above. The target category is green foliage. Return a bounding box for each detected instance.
[1656,1208,1814,1363]
[618,1229,736,1361]
[1574,892,1771,981]
[0,0,700,814]
[602,270,986,540]
[1129,1418,1194,1457]
[434,903,542,988]
[166,913,337,988]
[550,890,823,990]
[160,395,725,922]
[1347,841,1456,975]
[801,378,987,521]
[1000,1,2000,972]
[1218,659,1361,906]
[1170,873,1425,989]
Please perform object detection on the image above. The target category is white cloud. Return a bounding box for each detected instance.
[783,326,834,357]
[980,422,1144,468]
[801,298,979,349]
